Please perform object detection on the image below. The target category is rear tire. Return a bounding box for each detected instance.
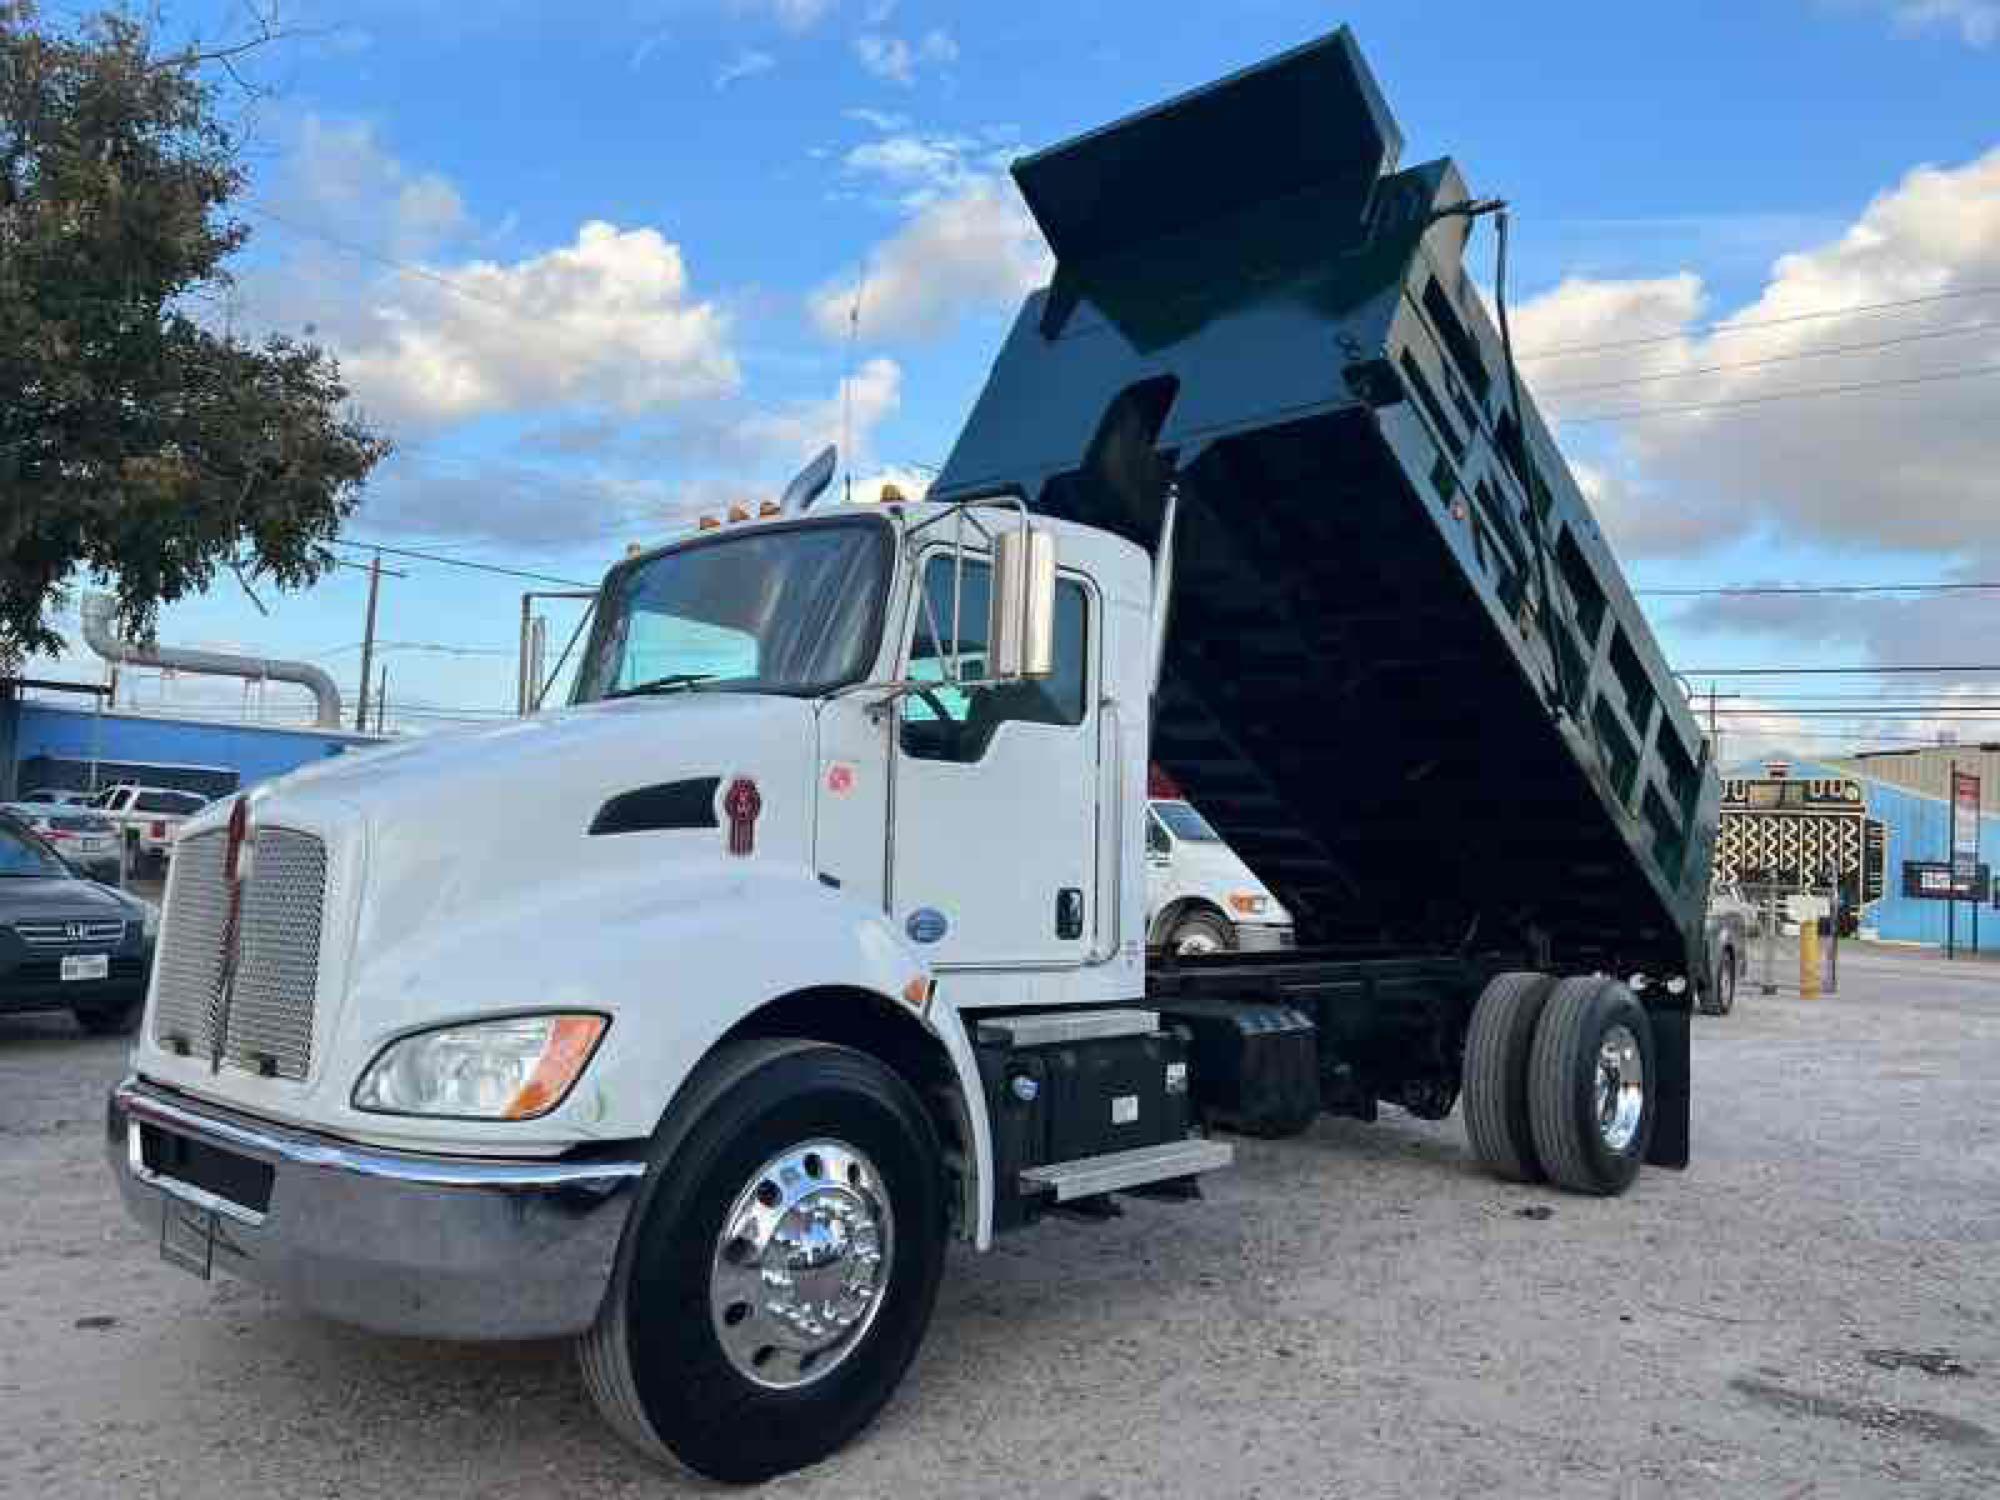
[1698,949,1736,1016]
[1462,971,1557,1182]
[579,1042,947,1483]
[74,1000,141,1037]
[1527,977,1655,1196]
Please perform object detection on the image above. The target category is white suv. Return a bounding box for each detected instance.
[1145,797,1294,954]
[87,784,211,877]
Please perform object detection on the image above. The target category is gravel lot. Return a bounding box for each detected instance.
[3,946,1995,1498]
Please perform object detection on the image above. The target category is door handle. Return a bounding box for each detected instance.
[1055,888,1084,940]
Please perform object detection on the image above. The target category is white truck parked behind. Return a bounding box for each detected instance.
[1146,797,1293,954]
[108,31,1718,1484]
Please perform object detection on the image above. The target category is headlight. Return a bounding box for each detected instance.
[1227,892,1269,917]
[139,900,160,941]
[353,1014,609,1120]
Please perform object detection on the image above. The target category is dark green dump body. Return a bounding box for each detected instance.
[933,28,1719,978]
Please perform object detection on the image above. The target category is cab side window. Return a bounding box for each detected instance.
[901,555,1088,763]
[1146,812,1171,857]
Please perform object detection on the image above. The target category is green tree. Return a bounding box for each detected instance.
[0,1,389,658]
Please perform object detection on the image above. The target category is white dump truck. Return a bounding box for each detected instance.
[108,30,1718,1483]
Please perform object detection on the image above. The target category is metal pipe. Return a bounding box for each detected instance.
[80,594,343,729]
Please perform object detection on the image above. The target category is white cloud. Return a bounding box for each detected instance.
[1885,0,2000,45]
[330,221,740,429]
[716,48,776,88]
[278,116,470,260]
[854,29,958,85]
[844,105,910,132]
[733,0,837,32]
[809,177,1049,342]
[630,30,672,70]
[841,132,978,201]
[734,356,902,458]
[1514,147,2000,562]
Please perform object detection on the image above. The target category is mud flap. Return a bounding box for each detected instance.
[1644,1001,1691,1169]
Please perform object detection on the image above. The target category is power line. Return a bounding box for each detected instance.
[1725,729,2000,746]
[246,204,524,317]
[1562,361,2000,425]
[1712,712,2000,724]
[1517,282,2000,362]
[1538,318,2000,398]
[1640,580,2000,598]
[328,537,595,589]
[1726,694,2000,704]
[1683,664,2000,676]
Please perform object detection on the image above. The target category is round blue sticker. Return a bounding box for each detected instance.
[906,908,949,944]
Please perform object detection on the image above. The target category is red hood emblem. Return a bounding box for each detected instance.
[723,778,762,856]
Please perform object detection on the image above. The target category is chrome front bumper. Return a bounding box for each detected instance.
[1235,924,1296,953]
[106,1077,647,1341]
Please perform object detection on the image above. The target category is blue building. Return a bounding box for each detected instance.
[1,696,382,802]
[1721,752,2000,954]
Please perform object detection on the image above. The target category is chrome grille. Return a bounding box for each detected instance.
[149,826,328,1081]
[14,919,126,948]
[218,831,327,1080]
[151,830,230,1056]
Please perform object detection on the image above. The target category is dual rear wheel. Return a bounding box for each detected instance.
[1463,972,1656,1196]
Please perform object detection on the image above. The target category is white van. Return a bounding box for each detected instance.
[1145,798,1294,954]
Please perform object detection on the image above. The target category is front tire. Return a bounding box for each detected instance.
[579,1042,946,1483]
[74,999,141,1037]
[1165,909,1234,957]
[1527,977,1655,1196]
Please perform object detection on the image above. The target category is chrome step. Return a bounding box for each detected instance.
[976,1008,1160,1047]
[1019,1137,1234,1202]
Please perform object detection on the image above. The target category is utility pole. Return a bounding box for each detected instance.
[1948,757,1959,961]
[356,551,384,732]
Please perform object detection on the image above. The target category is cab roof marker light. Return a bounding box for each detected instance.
[697,515,722,531]
[759,500,782,517]
[727,503,751,523]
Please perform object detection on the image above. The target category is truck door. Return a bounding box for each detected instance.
[890,552,1098,967]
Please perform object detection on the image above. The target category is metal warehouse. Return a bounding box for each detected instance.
[1720,751,2000,955]
[0,694,381,802]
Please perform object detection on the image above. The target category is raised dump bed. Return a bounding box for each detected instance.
[931,27,1719,979]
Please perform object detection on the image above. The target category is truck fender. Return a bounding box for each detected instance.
[337,865,997,1240]
[559,872,997,1250]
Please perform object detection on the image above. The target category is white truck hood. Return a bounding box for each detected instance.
[139,692,823,1125]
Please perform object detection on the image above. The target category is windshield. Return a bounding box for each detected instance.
[0,823,64,877]
[574,518,892,702]
[1153,800,1223,843]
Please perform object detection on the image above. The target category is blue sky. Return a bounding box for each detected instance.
[29,0,2000,754]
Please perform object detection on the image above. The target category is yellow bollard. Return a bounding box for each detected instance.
[1799,918,1822,999]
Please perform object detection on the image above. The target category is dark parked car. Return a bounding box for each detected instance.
[1,801,123,884]
[0,813,156,1035]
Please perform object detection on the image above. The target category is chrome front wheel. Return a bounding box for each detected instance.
[708,1139,894,1390]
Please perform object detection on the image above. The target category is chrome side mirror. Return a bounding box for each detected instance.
[988,525,1056,679]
